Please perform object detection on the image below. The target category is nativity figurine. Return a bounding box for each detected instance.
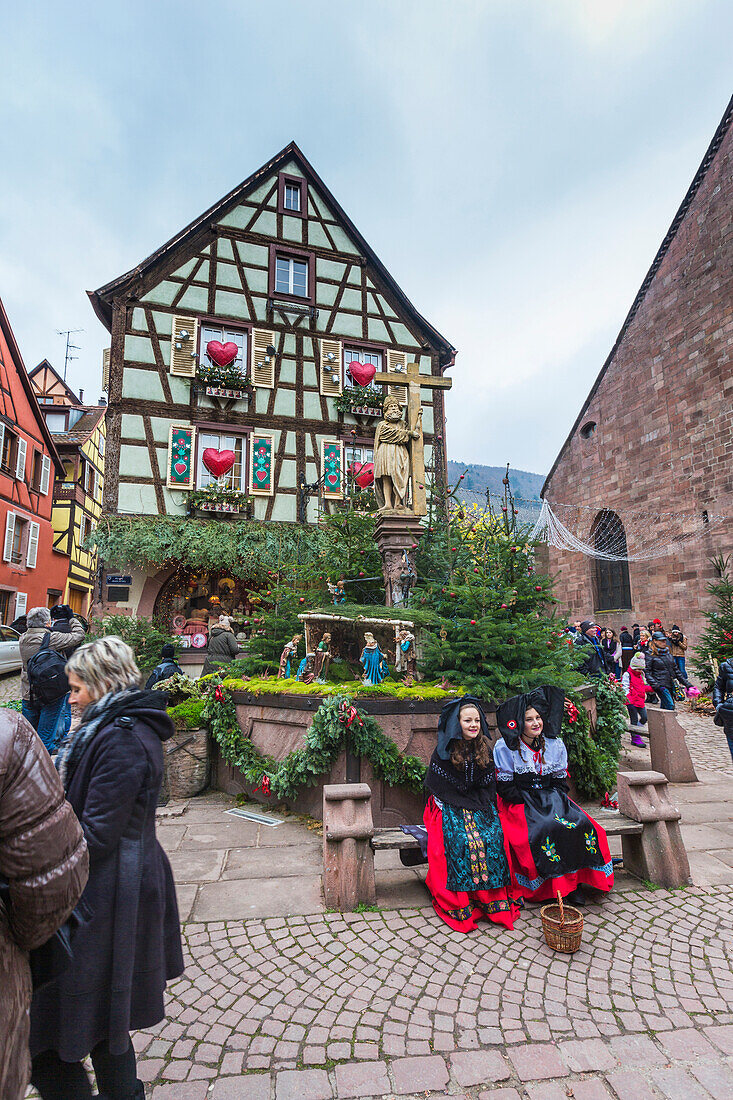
[296,652,317,684]
[360,631,389,686]
[278,634,302,679]
[396,628,418,686]
[313,632,332,683]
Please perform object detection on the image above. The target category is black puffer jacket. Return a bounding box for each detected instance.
[644,648,690,694]
[574,634,606,677]
[713,658,733,727]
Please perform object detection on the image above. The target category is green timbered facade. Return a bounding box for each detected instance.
[89,142,455,646]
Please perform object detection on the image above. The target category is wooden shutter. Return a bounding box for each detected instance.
[102,347,110,391]
[26,521,39,569]
[15,592,27,618]
[166,425,197,490]
[386,350,407,404]
[0,424,5,468]
[251,329,275,388]
[170,315,199,377]
[40,454,51,496]
[15,438,26,480]
[3,513,15,562]
[320,339,343,397]
[249,433,274,496]
[321,440,343,499]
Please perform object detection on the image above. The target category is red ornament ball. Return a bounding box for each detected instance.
[451,547,457,552]
[501,603,508,609]
[299,597,305,603]
[358,571,365,577]
[535,585,542,591]
[470,619,476,625]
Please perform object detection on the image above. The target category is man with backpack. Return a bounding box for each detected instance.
[20,607,85,752]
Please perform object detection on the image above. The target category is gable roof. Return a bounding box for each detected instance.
[29,359,82,406]
[542,94,733,497]
[47,406,106,449]
[0,299,64,473]
[88,141,456,368]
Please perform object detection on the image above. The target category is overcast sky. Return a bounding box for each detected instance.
[1,1,730,475]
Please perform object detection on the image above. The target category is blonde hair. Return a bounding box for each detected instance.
[66,637,141,700]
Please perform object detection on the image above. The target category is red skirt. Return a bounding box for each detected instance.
[497,794,614,902]
[423,797,520,933]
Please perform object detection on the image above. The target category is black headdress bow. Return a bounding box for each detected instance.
[495,686,566,751]
[436,694,490,760]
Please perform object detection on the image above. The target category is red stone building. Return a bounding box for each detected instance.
[0,298,66,622]
[542,96,733,647]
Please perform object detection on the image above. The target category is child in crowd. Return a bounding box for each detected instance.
[623,651,653,747]
[494,686,613,907]
[423,696,520,933]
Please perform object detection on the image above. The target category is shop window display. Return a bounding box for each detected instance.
[154,569,255,650]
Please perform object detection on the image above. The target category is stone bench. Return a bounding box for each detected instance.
[323,771,690,910]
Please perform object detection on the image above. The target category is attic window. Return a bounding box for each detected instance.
[580,421,597,440]
[277,173,306,219]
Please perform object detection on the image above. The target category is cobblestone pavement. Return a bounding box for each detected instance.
[0,671,21,702]
[114,884,733,1099]
[676,705,733,777]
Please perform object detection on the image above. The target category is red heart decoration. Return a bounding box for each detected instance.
[347,360,376,387]
[203,448,236,477]
[174,460,188,476]
[351,461,374,488]
[255,469,268,482]
[207,340,239,367]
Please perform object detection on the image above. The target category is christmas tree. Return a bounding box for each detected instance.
[692,554,733,687]
[413,469,582,696]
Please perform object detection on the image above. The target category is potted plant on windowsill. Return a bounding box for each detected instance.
[335,387,385,417]
[195,362,253,398]
[188,486,255,516]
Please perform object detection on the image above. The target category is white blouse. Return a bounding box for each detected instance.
[493,737,568,784]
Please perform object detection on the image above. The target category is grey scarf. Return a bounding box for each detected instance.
[55,686,151,788]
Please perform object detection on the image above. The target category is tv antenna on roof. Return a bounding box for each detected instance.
[57,329,84,380]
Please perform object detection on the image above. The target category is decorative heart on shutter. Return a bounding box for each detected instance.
[351,462,374,488]
[255,469,268,482]
[203,448,236,477]
[347,360,376,387]
[174,460,188,476]
[207,341,239,367]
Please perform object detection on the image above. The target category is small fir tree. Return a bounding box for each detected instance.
[692,554,733,687]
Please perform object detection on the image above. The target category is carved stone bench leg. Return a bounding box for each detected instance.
[322,783,376,911]
[617,770,691,888]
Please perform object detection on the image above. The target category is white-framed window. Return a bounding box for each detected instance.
[80,514,94,544]
[83,461,98,498]
[343,348,382,391]
[284,183,301,212]
[275,256,308,298]
[43,411,68,432]
[199,324,247,371]
[197,431,246,491]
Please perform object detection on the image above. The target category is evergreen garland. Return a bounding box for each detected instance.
[561,676,627,798]
[203,675,427,801]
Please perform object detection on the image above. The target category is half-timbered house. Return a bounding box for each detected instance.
[30,361,106,616]
[88,142,455,650]
[0,301,66,622]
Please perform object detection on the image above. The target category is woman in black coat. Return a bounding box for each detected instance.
[30,637,184,1100]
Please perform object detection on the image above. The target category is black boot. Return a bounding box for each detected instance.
[565,887,586,907]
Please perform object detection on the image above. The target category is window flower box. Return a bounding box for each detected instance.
[188,487,254,517]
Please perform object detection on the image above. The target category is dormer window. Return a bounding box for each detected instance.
[284,184,300,212]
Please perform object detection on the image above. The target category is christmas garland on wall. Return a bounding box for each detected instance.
[203,675,427,800]
[203,673,625,804]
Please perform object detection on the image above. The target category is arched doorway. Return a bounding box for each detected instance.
[592,510,632,611]
[154,567,255,652]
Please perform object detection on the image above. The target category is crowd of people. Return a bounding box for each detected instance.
[566,617,693,747]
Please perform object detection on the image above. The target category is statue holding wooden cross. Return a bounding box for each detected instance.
[372,360,452,516]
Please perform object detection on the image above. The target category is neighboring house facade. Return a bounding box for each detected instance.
[30,362,106,616]
[88,142,455,649]
[0,300,66,623]
[542,97,733,646]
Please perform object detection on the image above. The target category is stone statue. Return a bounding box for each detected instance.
[360,631,389,686]
[278,634,302,679]
[313,632,332,683]
[373,394,422,512]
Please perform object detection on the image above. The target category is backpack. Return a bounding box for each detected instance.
[27,633,70,706]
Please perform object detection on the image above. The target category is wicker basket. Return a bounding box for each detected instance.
[541,891,583,953]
